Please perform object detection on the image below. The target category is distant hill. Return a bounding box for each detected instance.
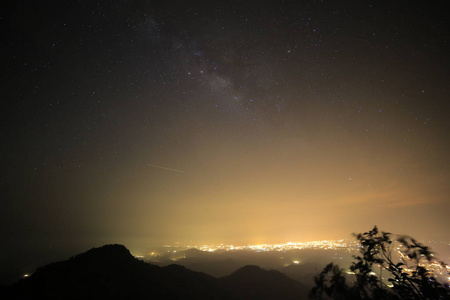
[221,265,309,300]
[1,244,309,300]
[152,246,345,289]
[187,257,245,278]
[282,262,324,287]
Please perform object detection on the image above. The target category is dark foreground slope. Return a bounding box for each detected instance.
[1,244,308,300]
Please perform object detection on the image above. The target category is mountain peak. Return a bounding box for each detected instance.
[60,244,137,268]
[74,244,132,259]
[232,265,263,275]
[222,265,308,299]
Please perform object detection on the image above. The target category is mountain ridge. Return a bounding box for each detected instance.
[1,244,309,299]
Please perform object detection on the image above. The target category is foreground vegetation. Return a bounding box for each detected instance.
[310,226,450,300]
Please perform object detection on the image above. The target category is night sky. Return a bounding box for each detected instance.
[1,0,449,280]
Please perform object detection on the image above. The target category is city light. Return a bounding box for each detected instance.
[184,239,353,253]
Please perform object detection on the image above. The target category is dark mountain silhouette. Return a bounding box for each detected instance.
[187,257,245,278]
[221,265,308,300]
[1,244,309,300]
[169,249,245,278]
[282,262,324,287]
[183,248,212,258]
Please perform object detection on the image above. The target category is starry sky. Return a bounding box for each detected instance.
[1,0,449,279]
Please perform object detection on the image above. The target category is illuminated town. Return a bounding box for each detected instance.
[140,239,450,284]
[141,239,362,255]
[188,239,355,252]
[143,239,449,259]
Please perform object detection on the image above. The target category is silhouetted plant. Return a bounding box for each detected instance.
[310,226,450,300]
